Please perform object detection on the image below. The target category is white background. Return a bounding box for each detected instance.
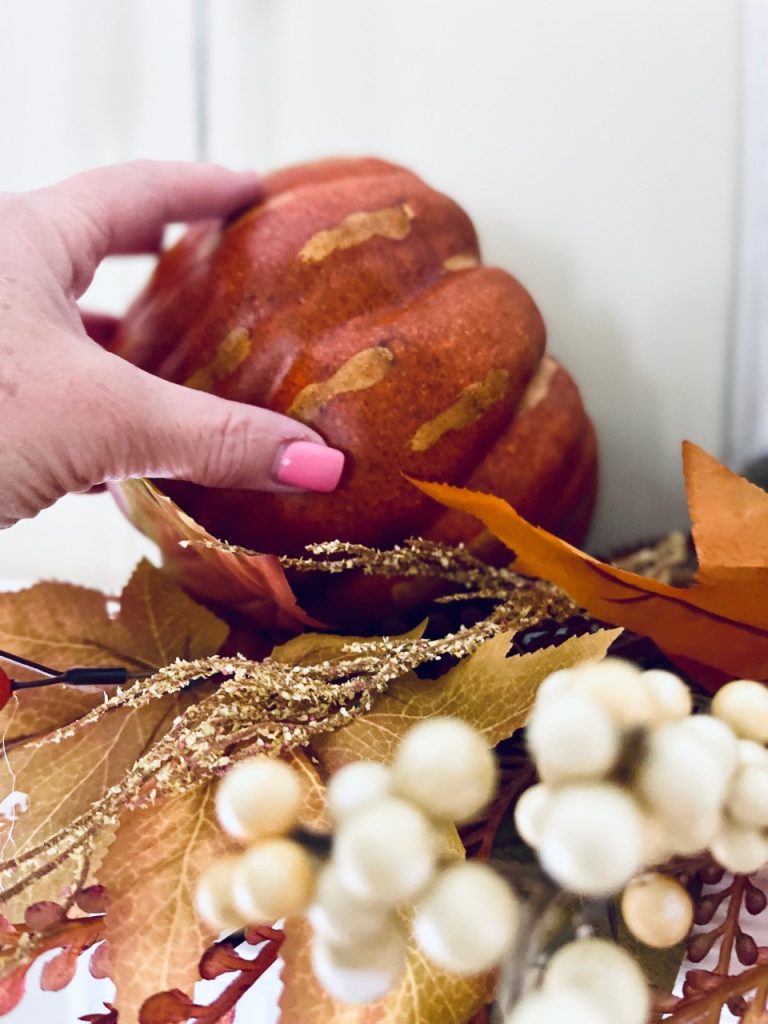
[0,1,756,1020]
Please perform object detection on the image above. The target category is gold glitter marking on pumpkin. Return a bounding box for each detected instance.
[516,355,558,415]
[298,204,415,263]
[184,327,252,392]
[409,368,511,453]
[286,345,394,423]
[443,253,479,271]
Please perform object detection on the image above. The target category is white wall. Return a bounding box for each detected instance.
[0,2,747,1020]
[0,0,742,580]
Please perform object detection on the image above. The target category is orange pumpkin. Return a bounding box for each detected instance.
[112,156,596,578]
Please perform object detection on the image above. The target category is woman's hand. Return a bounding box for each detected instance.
[0,160,344,528]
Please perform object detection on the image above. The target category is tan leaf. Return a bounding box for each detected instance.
[0,696,185,917]
[0,687,100,747]
[0,562,227,913]
[312,629,621,774]
[100,783,227,1022]
[287,750,331,833]
[279,916,493,1024]
[271,621,428,668]
[0,558,227,679]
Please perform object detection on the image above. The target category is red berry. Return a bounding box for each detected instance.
[0,666,11,710]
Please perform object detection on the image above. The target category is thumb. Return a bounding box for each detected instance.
[102,363,346,494]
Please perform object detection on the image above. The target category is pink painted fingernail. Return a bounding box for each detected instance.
[276,442,345,492]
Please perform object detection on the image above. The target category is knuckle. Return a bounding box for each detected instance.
[200,409,259,487]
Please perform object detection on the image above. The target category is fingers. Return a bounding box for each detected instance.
[92,359,346,495]
[29,160,263,293]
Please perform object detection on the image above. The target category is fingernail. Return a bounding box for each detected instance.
[275,442,345,492]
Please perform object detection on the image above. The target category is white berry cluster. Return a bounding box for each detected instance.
[518,659,768,902]
[196,755,317,931]
[195,717,520,1007]
[505,938,649,1024]
[312,717,519,1004]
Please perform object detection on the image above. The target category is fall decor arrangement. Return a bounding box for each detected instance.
[2,156,768,1023]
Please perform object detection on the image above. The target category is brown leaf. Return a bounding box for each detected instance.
[270,620,428,669]
[0,696,184,917]
[287,750,332,832]
[114,478,321,631]
[279,916,494,1024]
[312,629,621,774]
[411,444,768,687]
[0,558,226,677]
[0,561,227,914]
[100,783,228,1023]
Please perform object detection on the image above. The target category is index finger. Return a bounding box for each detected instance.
[31,160,263,292]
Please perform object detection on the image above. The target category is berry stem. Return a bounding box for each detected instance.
[716,876,746,975]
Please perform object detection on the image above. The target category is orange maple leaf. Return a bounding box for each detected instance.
[412,442,768,689]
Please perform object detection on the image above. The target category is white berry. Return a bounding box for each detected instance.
[327,762,391,823]
[676,715,738,776]
[413,862,518,974]
[334,796,438,905]
[216,756,302,842]
[711,820,768,874]
[641,670,692,723]
[535,669,577,705]
[538,784,644,896]
[712,680,768,743]
[505,989,610,1024]
[514,784,553,849]
[662,808,722,856]
[727,763,768,828]
[621,872,693,948]
[568,659,655,727]
[231,838,315,922]
[637,722,729,832]
[195,855,244,931]
[544,938,650,1024]
[737,739,768,769]
[311,923,406,1004]
[526,694,619,784]
[391,718,496,824]
[308,865,391,946]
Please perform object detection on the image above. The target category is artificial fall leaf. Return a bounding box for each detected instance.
[288,750,332,833]
[0,561,228,915]
[0,695,184,918]
[114,478,321,631]
[413,443,768,686]
[279,916,495,1024]
[99,783,227,1023]
[0,558,227,678]
[311,628,621,775]
[270,619,428,669]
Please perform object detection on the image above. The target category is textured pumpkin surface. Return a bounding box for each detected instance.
[111,157,597,563]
